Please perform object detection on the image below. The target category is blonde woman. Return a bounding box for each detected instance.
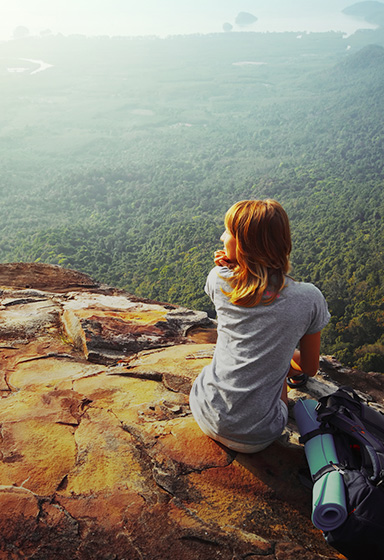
[190,199,330,453]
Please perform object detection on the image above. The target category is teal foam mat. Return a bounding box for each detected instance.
[294,398,348,531]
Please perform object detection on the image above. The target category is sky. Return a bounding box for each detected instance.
[0,0,377,41]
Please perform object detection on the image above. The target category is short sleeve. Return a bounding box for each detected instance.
[204,267,232,304]
[306,285,331,334]
[204,268,220,302]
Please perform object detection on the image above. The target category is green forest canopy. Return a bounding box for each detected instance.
[0,28,384,372]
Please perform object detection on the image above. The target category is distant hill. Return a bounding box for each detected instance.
[235,12,258,26]
[343,1,384,26]
[336,43,384,73]
[324,44,384,90]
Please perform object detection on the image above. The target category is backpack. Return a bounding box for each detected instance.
[304,386,384,560]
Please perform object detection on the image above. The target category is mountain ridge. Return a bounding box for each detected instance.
[334,43,384,75]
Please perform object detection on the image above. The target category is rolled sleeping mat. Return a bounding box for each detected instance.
[294,398,348,531]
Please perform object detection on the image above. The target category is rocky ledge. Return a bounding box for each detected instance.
[1,263,383,560]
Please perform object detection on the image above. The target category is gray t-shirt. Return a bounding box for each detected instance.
[189,267,330,446]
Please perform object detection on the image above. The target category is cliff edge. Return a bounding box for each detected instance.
[1,263,383,560]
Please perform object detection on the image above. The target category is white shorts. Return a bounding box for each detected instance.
[194,400,289,454]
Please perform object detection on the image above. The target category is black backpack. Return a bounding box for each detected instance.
[307,387,384,560]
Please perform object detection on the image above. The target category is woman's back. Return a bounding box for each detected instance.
[190,268,330,446]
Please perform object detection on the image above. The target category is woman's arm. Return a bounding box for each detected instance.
[289,332,321,378]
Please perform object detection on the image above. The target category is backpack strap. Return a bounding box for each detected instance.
[312,462,347,483]
[316,401,384,484]
[299,427,331,445]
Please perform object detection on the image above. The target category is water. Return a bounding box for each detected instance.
[0,2,377,41]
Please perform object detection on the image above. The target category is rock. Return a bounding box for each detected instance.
[0,262,97,290]
[320,355,384,406]
[165,306,213,335]
[0,292,61,341]
[1,262,377,559]
[61,292,214,364]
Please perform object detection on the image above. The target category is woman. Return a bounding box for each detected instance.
[189,199,330,453]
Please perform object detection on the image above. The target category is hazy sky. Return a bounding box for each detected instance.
[0,0,376,40]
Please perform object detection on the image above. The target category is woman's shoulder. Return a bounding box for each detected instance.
[205,266,231,299]
[284,277,330,331]
[285,276,326,299]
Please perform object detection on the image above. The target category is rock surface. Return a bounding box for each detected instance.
[0,263,383,559]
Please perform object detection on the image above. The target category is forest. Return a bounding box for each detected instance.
[0,26,384,372]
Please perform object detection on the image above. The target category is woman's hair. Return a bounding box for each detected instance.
[222,199,292,307]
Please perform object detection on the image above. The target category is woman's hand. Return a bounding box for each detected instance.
[214,250,236,269]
